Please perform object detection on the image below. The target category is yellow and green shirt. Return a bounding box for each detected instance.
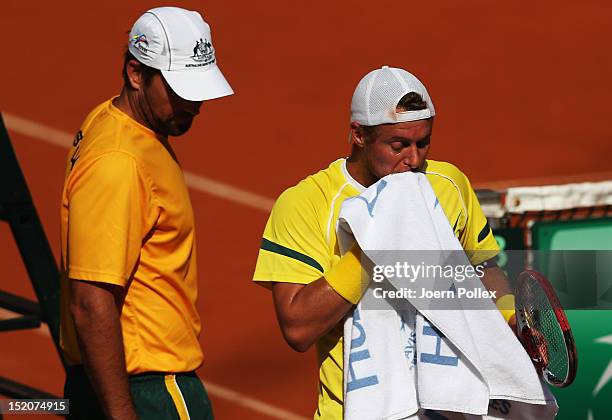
[253,158,499,420]
[60,98,203,374]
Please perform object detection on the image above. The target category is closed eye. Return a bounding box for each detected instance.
[389,136,430,152]
[390,141,403,152]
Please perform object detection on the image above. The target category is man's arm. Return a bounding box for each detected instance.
[272,279,353,353]
[272,244,367,352]
[479,263,517,331]
[455,170,517,331]
[69,280,138,420]
[480,263,513,298]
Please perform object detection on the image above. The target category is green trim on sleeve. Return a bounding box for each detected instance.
[452,216,460,233]
[478,221,492,243]
[261,238,324,273]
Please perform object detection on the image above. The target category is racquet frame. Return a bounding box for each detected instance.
[515,269,577,387]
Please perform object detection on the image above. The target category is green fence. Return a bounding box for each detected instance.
[494,218,612,419]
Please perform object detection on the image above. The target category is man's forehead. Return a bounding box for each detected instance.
[377,119,433,138]
[385,134,431,142]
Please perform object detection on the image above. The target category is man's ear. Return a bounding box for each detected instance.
[125,59,144,90]
[350,121,366,148]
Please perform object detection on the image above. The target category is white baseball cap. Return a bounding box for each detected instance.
[128,7,233,101]
[350,66,435,126]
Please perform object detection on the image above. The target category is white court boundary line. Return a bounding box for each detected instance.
[203,381,309,420]
[0,115,306,420]
[2,113,274,212]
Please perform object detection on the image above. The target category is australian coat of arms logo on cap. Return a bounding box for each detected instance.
[127,6,233,101]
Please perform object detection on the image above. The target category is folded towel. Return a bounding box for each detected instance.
[339,171,557,419]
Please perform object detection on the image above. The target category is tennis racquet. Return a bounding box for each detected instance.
[515,269,577,387]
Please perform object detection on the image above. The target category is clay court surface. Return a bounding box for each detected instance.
[1,1,610,418]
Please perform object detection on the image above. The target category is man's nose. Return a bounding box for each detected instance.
[175,97,202,116]
[184,101,202,116]
[402,144,419,168]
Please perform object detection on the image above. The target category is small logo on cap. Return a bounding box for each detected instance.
[190,38,215,66]
[131,34,149,54]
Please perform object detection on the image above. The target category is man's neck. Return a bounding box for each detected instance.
[113,88,162,137]
[346,154,377,188]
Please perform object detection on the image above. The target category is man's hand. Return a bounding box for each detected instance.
[70,280,138,420]
[519,323,550,371]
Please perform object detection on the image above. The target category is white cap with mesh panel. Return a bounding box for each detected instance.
[350,66,435,126]
[128,7,233,101]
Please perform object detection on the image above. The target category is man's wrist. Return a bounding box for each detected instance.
[496,294,516,323]
[324,244,367,304]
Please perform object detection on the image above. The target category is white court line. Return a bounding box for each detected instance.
[2,113,274,212]
[203,382,309,420]
[0,113,307,420]
[0,307,308,420]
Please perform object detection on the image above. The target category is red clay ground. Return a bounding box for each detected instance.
[1,1,611,419]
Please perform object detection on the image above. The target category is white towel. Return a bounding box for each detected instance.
[339,172,557,419]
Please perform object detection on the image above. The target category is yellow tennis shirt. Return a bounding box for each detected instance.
[60,98,203,374]
[253,158,499,419]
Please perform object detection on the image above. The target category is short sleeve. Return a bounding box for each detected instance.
[253,183,331,287]
[457,173,499,265]
[66,152,152,287]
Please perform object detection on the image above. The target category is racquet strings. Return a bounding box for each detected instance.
[518,275,569,384]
